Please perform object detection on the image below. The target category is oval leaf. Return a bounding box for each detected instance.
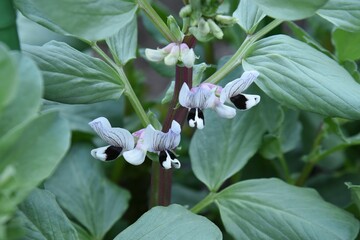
[189,109,265,192]
[24,41,124,104]
[252,0,328,20]
[106,16,137,66]
[114,204,222,240]
[0,112,70,203]
[45,144,130,239]
[243,34,360,120]
[216,178,360,240]
[0,52,42,136]
[0,44,18,110]
[14,0,138,41]
[17,189,78,240]
[317,0,360,32]
[233,0,266,33]
[332,28,360,61]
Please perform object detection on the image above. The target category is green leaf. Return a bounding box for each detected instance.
[233,0,266,34]
[106,16,137,66]
[24,41,124,104]
[243,34,360,120]
[42,100,124,133]
[216,178,360,240]
[0,52,42,136]
[332,28,360,61]
[252,0,328,20]
[45,144,130,239]
[17,189,78,240]
[317,0,360,32]
[189,109,265,192]
[14,0,138,41]
[114,204,222,240]
[0,112,70,203]
[0,44,17,111]
[346,183,360,212]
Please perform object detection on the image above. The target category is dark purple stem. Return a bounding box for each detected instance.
[150,36,196,207]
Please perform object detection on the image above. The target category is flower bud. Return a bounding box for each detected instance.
[145,48,167,62]
[207,19,224,39]
[167,15,184,42]
[164,44,180,66]
[179,5,192,18]
[198,18,210,35]
[215,15,237,25]
[180,43,196,68]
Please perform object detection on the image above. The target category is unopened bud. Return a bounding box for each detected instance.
[215,15,237,25]
[145,48,167,62]
[164,44,180,66]
[189,26,212,42]
[198,18,210,35]
[179,5,192,18]
[207,19,224,39]
[167,15,184,42]
[180,43,196,68]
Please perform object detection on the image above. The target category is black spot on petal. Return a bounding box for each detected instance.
[187,108,196,122]
[159,150,167,168]
[198,108,205,125]
[167,150,176,159]
[105,146,123,161]
[230,94,247,110]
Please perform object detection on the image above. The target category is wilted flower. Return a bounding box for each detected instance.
[145,43,196,68]
[220,71,261,110]
[89,117,135,162]
[123,120,182,169]
[179,82,236,129]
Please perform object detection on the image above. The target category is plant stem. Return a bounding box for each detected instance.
[0,0,20,50]
[277,151,292,183]
[92,44,150,126]
[204,19,283,85]
[191,192,217,214]
[150,36,196,207]
[137,0,178,43]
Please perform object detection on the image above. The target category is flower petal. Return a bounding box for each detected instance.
[187,108,205,129]
[89,117,134,150]
[230,93,261,110]
[145,48,167,62]
[91,145,123,161]
[180,44,196,68]
[220,71,259,103]
[164,44,180,66]
[214,102,236,119]
[179,83,191,107]
[122,148,146,165]
[159,150,181,169]
[144,122,181,152]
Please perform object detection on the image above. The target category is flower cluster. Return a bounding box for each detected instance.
[179,71,261,129]
[89,117,181,169]
[145,43,196,68]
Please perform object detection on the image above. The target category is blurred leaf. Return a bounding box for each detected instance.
[24,41,124,104]
[0,52,42,136]
[161,81,175,104]
[106,16,137,66]
[140,10,167,45]
[332,28,360,61]
[346,183,360,212]
[114,204,222,240]
[0,44,17,111]
[317,0,360,32]
[17,189,78,240]
[341,60,360,83]
[252,0,327,20]
[14,0,138,41]
[171,184,208,208]
[190,108,266,191]
[72,222,95,240]
[243,34,360,120]
[0,112,70,203]
[233,0,266,34]
[42,100,124,133]
[216,178,360,240]
[147,110,162,130]
[45,144,130,239]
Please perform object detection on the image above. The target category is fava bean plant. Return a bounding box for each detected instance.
[1,0,360,239]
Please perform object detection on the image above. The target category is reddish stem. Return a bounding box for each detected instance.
[151,36,196,207]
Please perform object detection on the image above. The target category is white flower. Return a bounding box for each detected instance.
[220,71,261,110]
[179,83,236,129]
[145,43,196,68]
[123,120,182,169]
[89,117,135,162]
